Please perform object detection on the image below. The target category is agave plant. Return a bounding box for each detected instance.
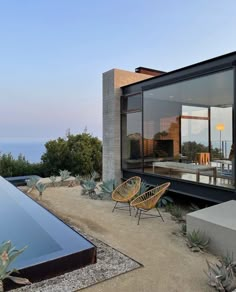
[26,177,40,193]
[81,179,97,198]
[35,182,47,198]
[0,241,31,291]
[91,171,100,180]
[49,176,57,186]
[205,259,236,291]
[137,181,151,196]
[157,195,174,208]
[169,205,185,222]
[59,170,71,182]
[180,223,187,236]
[99,179,117,199]
[186,229,209,252]
[221,253,236,273]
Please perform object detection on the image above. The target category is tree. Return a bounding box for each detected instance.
[41,133,102,176]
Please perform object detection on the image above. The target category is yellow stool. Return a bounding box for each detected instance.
[196,152,210,165]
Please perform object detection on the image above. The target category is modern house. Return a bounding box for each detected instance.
[103,52,236,203]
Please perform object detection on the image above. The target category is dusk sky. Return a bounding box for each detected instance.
[0,0,235,142]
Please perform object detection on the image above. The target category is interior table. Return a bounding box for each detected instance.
[152,161,217,183]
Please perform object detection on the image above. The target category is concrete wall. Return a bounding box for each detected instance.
[102,69,152,182]
[186,200,236,257]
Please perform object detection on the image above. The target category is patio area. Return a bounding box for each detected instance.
[21,184,215,292]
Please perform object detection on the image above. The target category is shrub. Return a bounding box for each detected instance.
[41,133,102,177]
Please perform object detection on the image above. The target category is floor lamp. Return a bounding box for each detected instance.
[216,123,225,158]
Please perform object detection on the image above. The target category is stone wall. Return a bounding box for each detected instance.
[102,69,152,182]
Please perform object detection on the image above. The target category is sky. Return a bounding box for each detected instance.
[0,0,236,142]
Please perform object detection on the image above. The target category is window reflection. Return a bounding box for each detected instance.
[122,112,142,171]
[141,69,234,188]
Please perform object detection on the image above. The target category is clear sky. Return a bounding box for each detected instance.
[0,0,235,142]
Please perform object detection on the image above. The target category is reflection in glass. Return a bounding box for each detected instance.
[142,69,234,188]
[122,112,142,171]
[122,94,142,113]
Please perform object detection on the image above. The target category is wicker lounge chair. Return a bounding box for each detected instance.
[112,176,141,215]
[130,182,170,225]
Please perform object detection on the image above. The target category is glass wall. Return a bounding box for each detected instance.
[121,94,142,171]
[142,69,234,187]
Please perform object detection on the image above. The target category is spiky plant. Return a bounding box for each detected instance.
[81,179,97,198]
[99,179,117,199]
[75,175,82,184]
[0,241,31,291]
[49,176,57,186]
[205,259,236,291]
[137,181,151,196]
[220,253,236,275]
[59,170,71,182]
[157,195,174,208]
[186,229,209,252]
[91,171,100,180]
[26,177,40,193]
[189,202,200,212]
[180,223,187,236]
[169,205,185,222]
[35,182,46,198]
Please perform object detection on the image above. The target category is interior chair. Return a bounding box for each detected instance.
[130,182,170,225]
[112,176,141,215]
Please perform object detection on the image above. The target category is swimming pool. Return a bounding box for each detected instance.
[0,176,96,282]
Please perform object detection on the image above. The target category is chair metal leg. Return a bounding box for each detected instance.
[135,208,138,217]
[156,207,164,222]
[138,209,142,225]
[112,201,118,212]
[129,203,131,216]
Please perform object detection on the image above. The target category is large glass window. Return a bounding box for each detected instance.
[142,69,234,188]
[121,94,142,171]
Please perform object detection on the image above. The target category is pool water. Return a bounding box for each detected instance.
[0,176,96,281]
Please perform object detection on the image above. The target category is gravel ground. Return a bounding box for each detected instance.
[12,227,141,292]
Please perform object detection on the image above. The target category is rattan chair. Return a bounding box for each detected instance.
[112,176,141,215]
[130,182,170,225]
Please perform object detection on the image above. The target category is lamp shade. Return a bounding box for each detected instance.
[216,123,225,131]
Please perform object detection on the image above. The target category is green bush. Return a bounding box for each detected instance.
[41,133,102,177]
[0,153,44,177]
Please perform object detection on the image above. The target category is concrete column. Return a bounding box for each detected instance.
[102,69,151,182]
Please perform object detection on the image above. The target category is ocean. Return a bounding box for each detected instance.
[0,141,46,163]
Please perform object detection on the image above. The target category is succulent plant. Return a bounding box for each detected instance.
[26,177,40,193]
[169,205,185,222]
[100,179,117,196]
[205,259,236,291]
[186,229,209,252]
[0,241,31,291]
[59,170,71,182]
[180,223,187,236]
[35,182,47,198]
[157,195,174,208]
[81,179,97,198]
[91,171,100,180]
[137,181,151,196]
[49,176,57,186]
